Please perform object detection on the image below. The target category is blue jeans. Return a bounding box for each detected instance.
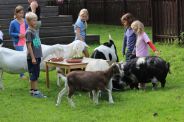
[14,46,25,78]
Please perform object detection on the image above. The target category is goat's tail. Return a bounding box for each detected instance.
[167,62,171,74]
[109,34,112,40]
[56,76,69,106]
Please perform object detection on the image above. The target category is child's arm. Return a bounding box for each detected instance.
[30,1,38,13]
[9,22,19,38]
[75,27,84,41]
[147,41,159,55]
[147,41,156,52]
[27,42,36,64]
[122,35,127,56]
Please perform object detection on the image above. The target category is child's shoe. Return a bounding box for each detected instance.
[30,90,47,98]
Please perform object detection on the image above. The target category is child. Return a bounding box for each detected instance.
[131,20,159,89]
[9,5,28,79]
[131,20,159,57]
[74,8,89,57]
[27,0,41,36]
[25,12,46,98]
[121,13,136,61]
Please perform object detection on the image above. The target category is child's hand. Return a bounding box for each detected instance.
[154,50,160,56]
[32,58,37,64]
[19,34,25,38]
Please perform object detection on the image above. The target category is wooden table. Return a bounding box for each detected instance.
[45,60,87,88]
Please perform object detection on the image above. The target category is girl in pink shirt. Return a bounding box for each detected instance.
[131,20,159,57]
[131,20,159,89]
[9,5,28,79]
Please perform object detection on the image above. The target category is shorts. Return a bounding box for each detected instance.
[27,58,41,81]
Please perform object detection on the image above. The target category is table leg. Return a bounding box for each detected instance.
[64,68,67,75]
[45,63,50,88]
[68,68,71,74]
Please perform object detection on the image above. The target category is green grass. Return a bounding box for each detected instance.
[1,24,184,122]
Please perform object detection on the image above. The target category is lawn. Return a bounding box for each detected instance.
[0,24,184,122]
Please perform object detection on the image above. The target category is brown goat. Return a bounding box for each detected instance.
[56,63,121,107]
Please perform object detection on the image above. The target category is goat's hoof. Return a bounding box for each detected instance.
[109,101,114,104]
[70,104,75,108]
[152,87,157,91]
[55,103,59,106]
[0,87,4,90]
[71,105,75,108]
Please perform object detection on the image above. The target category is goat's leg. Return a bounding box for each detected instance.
[105,88,114,104]
[92,90,99,104]
[56,86,68,106]
[108,79,113,91]
[67,87,75,107]
[95,90,100,104]
[56,68,65,87]
[0,69,4,90]
[56,73,61,87]
[92,90,96,102]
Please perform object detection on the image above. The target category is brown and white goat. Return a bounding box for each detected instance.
[56,63,121,107]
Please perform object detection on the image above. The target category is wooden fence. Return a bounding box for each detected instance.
[57,0,152,25]
[152,0,184,42]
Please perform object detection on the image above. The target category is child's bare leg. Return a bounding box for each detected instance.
[30,80,38,90]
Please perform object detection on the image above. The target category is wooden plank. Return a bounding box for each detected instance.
[2,26,75,40]
[0,0,47,5]
[3,35,100,48]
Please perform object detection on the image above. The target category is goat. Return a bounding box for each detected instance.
[91,35,119,62]
[0,40,86,90]
[56,63,121,107]
[119,56,170,90]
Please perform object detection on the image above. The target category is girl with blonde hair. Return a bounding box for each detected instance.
[131,20,159,57]
[74,8,89,57]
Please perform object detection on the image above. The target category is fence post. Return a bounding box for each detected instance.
[177,0,181,41]
[123,0,127,13]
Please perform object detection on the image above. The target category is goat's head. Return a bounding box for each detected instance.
[103,35,119,62]
[111,63,124,76]
[72,40,88,57]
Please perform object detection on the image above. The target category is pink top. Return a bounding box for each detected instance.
[136,32,150,57]
[17,22,26,46]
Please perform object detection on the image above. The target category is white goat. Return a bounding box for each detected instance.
[0,40,86,90]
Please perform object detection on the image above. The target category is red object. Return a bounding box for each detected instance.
[49,57,64,62]
[66,59,82,63]
[147,41,156,52]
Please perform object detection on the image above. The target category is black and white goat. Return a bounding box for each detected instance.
[56,63,121,107]
[91,35,119,62]
[119,56,170,90]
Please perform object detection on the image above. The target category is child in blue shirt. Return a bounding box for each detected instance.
[121,13,136,61]
[74,9,89,57]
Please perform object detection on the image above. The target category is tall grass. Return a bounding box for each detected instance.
[0,24,184,122]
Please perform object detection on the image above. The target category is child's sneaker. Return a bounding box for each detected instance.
[31,90,47,98]
[20,75,27,80]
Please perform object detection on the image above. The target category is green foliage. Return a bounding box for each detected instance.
[0,24,184,122]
